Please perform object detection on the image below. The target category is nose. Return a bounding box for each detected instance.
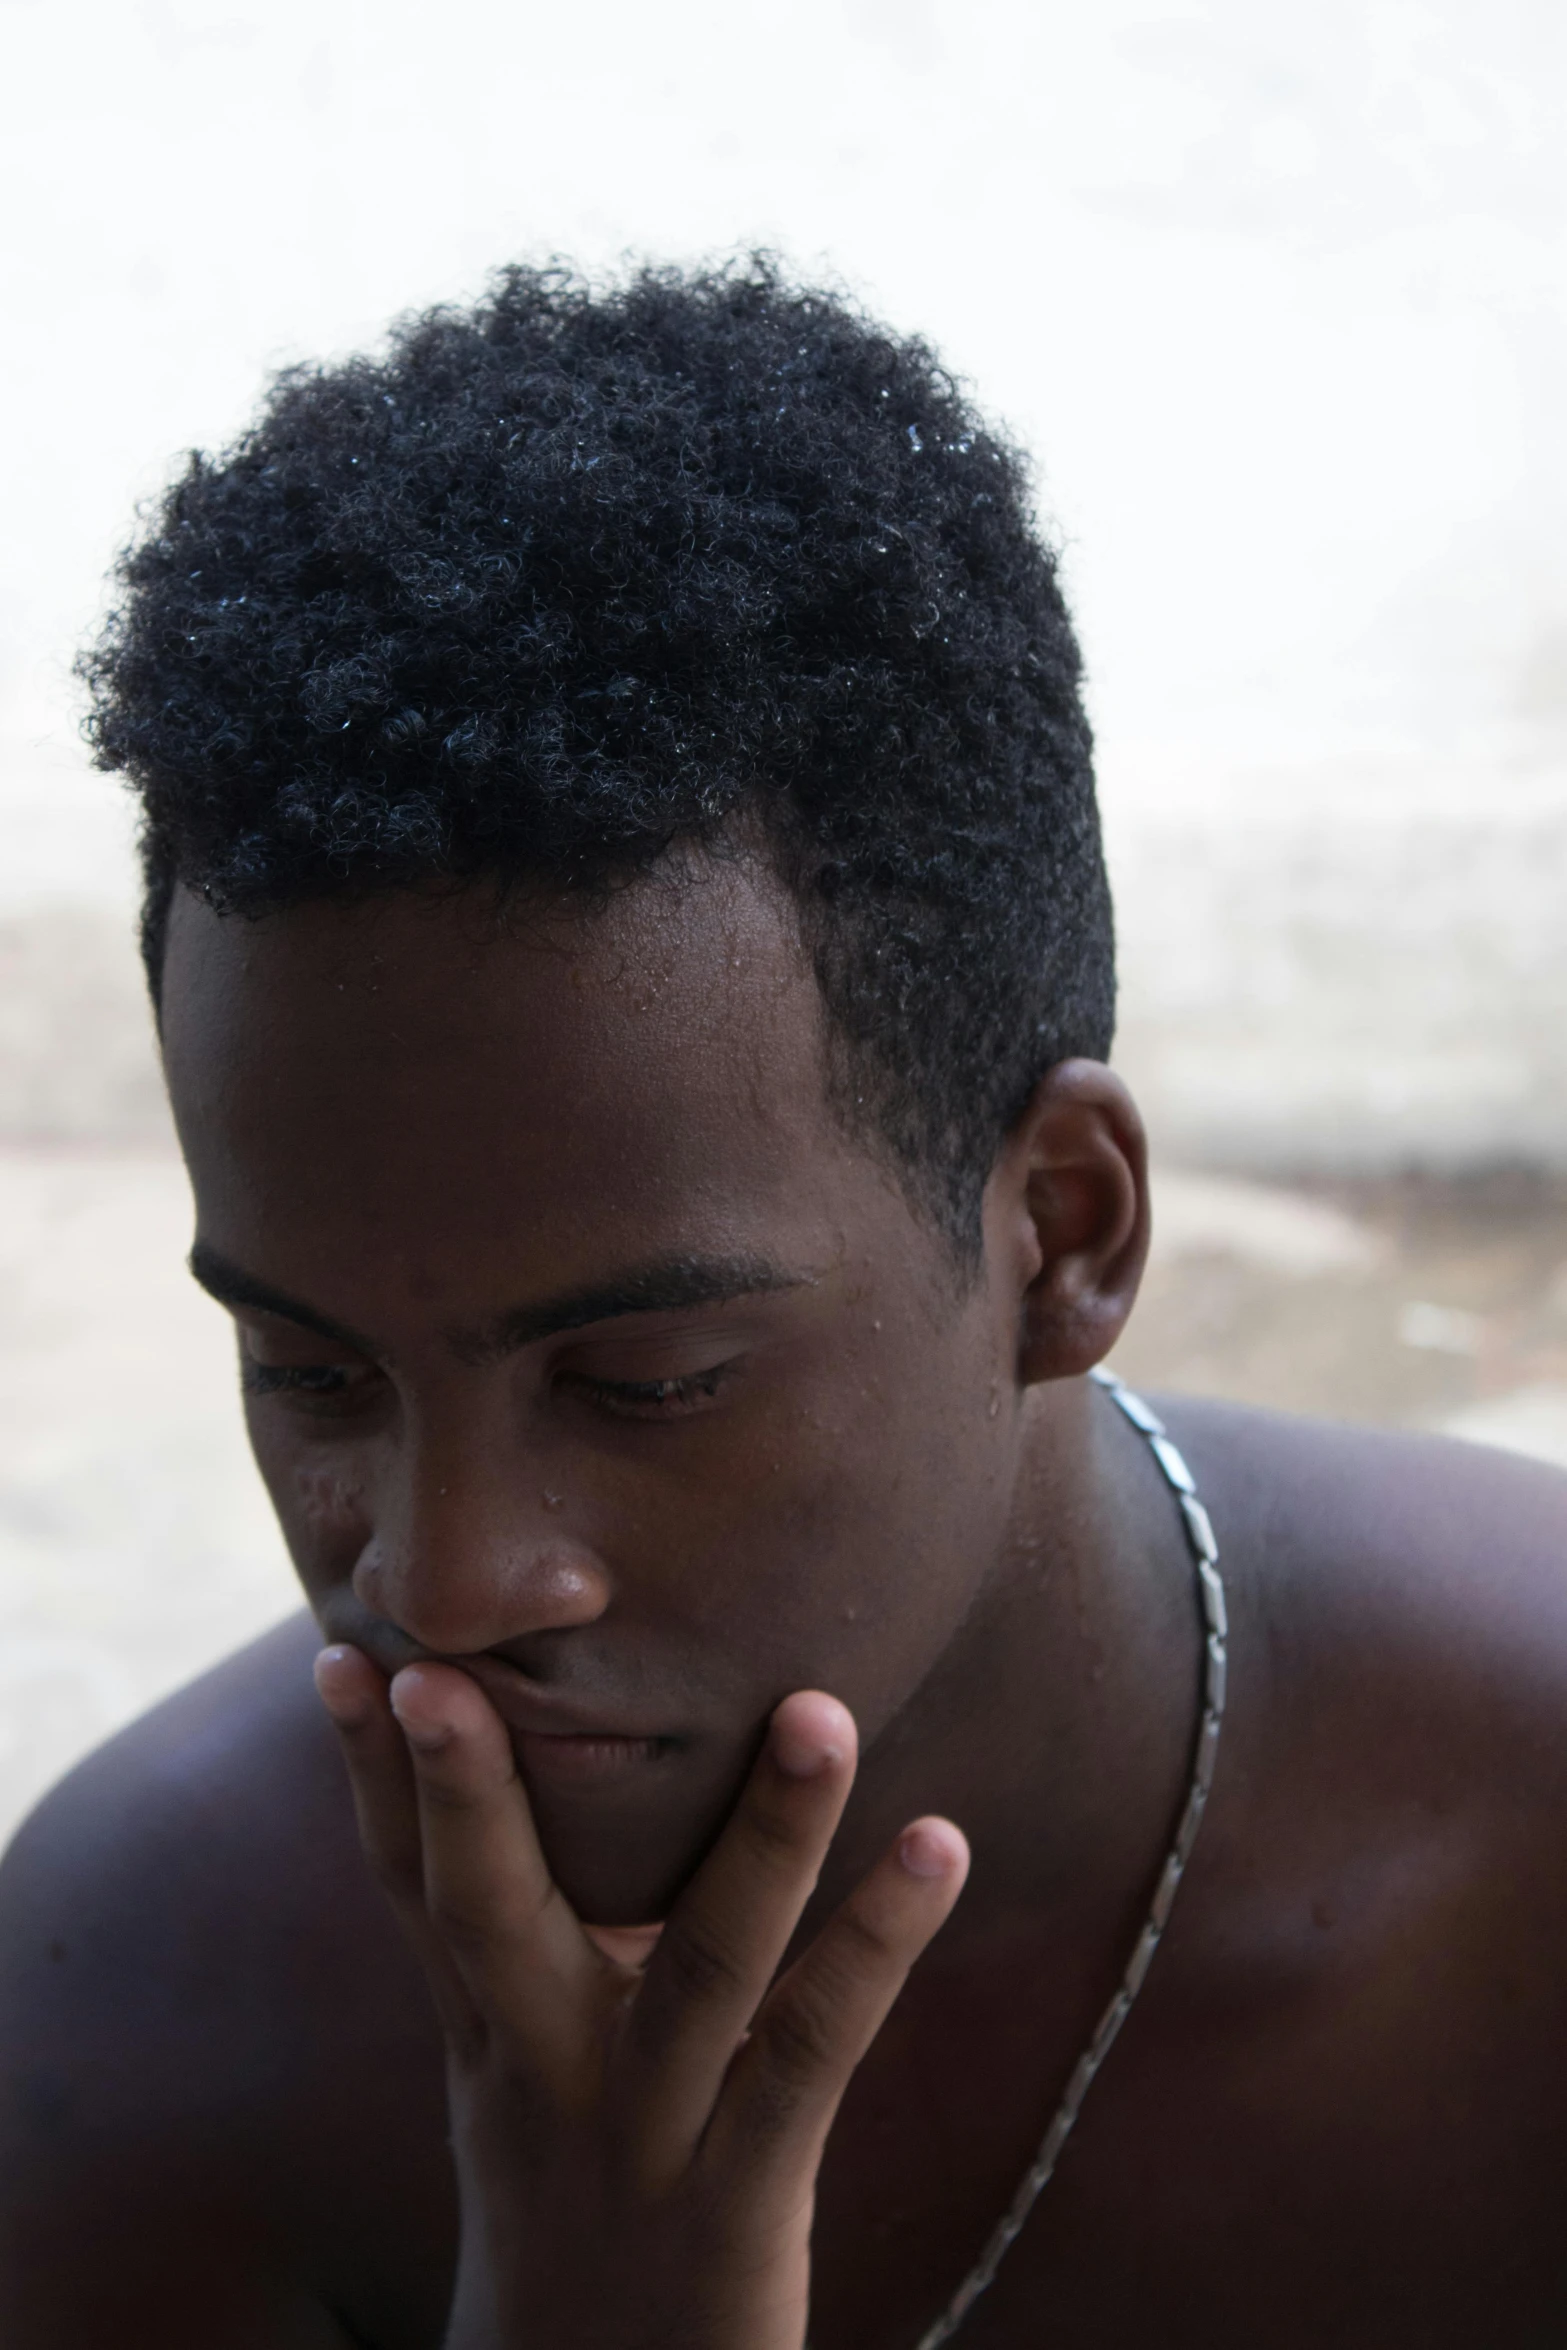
[351,1426,611,1654]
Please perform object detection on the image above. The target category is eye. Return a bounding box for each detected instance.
[243,1361,356,1397]
[565,1364,733,1421]
[238,1338,383,1418]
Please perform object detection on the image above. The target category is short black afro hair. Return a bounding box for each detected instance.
[81,254,1113,1249]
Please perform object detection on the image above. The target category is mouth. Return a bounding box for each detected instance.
[514,1729,676,1787]
[458,1653,684,1790]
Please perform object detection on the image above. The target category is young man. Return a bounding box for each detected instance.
[2,260,1566,2349]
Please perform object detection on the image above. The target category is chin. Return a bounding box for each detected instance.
[540,1834,699,1930]
[522,1763,739,1929]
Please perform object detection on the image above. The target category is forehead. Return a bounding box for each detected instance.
[159,861,894,1304]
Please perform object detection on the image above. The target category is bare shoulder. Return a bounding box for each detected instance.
[1154,1399,1567,2190]
[0,1612,366,2080]
[1162,1396,1567,1847]
[0,1613,449,2348]
[1163,1394,1567,1700]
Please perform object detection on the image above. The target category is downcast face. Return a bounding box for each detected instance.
[160,860,1028,1921]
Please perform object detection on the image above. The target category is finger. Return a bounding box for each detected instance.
[704,1816,969,2189]
[622,1691,858,2174]
[387,1662,598,2076]
[314,1646,479,2045]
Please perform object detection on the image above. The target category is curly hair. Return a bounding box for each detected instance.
[80,255,1113,1249]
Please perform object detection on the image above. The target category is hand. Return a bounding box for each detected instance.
[314,1648,969,2350]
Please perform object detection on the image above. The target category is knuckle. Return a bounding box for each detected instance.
[832,1902,903,1978]
[415,1765,493,1815]
[407,1726,517,1803]
[735,1792,814,1873]
[737,1785,808,1861]
[658,1918,751,2008]
[756,1983,838,2096]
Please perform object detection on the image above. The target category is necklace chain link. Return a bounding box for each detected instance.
[908,1368,1229,2348]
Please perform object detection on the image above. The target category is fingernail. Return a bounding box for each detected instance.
[389,1675,452,1753]
[771,1715,841,1780]
[313,1646,366,1724]
[899,1823,957,1879]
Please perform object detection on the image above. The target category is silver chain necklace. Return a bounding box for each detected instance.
[908,1367,1230,2349]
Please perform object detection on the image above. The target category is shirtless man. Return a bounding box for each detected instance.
[2,259,1566,2349]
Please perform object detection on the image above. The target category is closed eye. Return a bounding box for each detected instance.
[238,1354,385,1417]
[241,1361,357,1397]
[563,1363,734,1420]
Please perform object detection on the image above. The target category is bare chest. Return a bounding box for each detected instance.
[304,1940,1566,2350]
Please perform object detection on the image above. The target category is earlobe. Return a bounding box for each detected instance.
[990,1062,1150,1386]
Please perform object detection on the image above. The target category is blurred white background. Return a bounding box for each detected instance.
[3,0,1566,1843]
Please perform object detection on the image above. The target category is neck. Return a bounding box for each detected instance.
[818,1373,1203,1956]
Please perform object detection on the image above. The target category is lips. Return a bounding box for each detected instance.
[459,1653,680,1788]
[513,1728,672,1787]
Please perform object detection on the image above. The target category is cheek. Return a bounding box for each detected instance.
[651,1352,1014,1726]
[245,1412,370,1580]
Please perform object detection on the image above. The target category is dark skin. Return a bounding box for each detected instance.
[3,854,1567,2346]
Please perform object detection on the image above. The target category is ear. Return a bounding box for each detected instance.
[982,1060,1150,1385]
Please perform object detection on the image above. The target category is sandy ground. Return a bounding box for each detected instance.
[2,1142,1565,1855]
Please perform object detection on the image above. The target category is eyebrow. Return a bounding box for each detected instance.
[187,1241,807,1364]
[189,1241,380,1354]
[450,1254,807,1364]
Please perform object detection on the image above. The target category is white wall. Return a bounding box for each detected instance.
[4,4,1566,1834]
[2,0,1565,1162]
